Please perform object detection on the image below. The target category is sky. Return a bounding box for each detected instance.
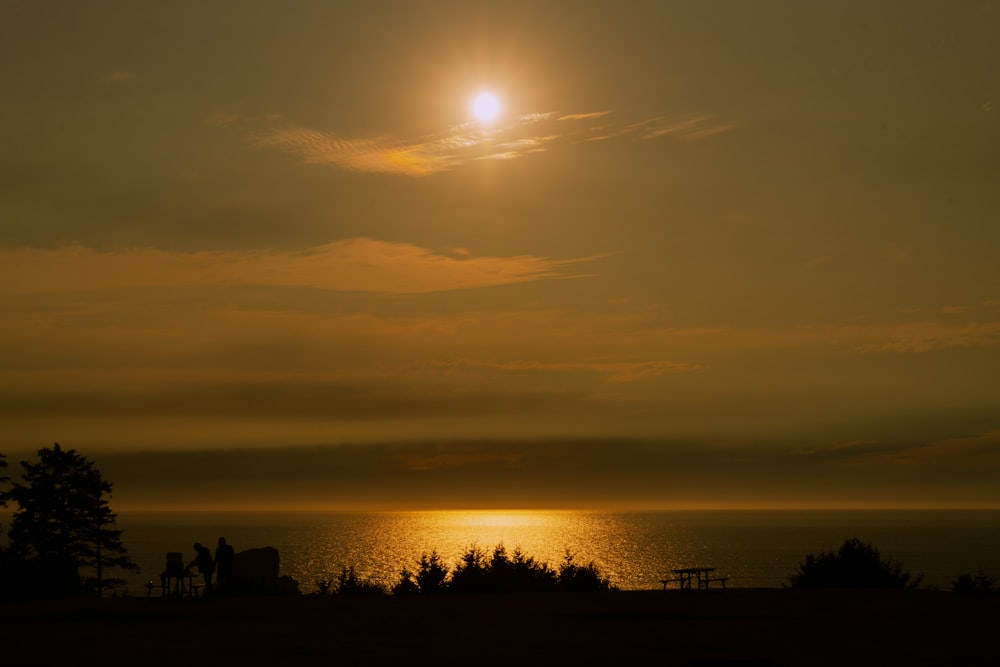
[1,1,998,510]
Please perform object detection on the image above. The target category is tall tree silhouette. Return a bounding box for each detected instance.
[7,443,137,597]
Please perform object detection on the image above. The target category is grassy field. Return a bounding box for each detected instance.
[2,589,999,666]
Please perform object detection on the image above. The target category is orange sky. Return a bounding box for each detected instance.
[1,1,998,509]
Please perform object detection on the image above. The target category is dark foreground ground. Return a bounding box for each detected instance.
[2,589,999,666]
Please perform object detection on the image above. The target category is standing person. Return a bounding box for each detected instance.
[215,537,235,594]
[188,542,214,597]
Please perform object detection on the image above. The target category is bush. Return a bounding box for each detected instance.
[335,565,387,596]
[393,544,614,595]
[951,570,997,595]
[393,551,450,595]
[557,551,614,592]
[312,567,386,596]
[313,578,335,596]
[789,537,921,589]
[449,545,490,593]
[450,544,560,593]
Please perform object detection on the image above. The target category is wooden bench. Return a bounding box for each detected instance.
[661,567,729,591]
[146,580,206,598]
[660,577,684,590]
[146,574,205,598]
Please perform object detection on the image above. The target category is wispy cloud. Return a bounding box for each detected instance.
[840,430,1000,468]
[587,114,735,143]
[633,319,1000,356]
[425,359,703,383]
[853,321,1000,354]
[236,110,734,176]
[0,240,598,295]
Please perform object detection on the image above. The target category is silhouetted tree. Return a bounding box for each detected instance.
[6,443,137,597]
[415,550,449,593]
[952,570,997,595]
[556,550,613,592]
[334,565,387,596]
[393,544,613,595]
[394,551,449,594]
[449,544,490,592]
[488,544,558,592]
[789,537,921,589]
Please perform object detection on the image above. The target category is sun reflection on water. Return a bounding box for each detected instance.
[431,510,563,529]
[293,509,624,590]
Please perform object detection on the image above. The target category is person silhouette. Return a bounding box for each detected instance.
[215,537,235,594]
[188,542,215,597]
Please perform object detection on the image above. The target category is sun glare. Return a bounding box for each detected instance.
[471,91,501,124]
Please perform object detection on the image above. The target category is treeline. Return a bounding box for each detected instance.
[317,543,615,597]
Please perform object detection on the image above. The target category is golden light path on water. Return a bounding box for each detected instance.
[285,510,712,591]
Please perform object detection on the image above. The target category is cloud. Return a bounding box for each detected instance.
[428,359,703,383]
[0,380,561,423]
[853,321,1000,354]
[587,114,736,143]
[239,110,734,176]
[0,239,597,295]
[84,437,1000,510]
[557,111,613,121]
[821,430,1000,471]
[637,319,1000,356]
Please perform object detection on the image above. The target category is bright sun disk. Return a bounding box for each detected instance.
[471,92,501,123]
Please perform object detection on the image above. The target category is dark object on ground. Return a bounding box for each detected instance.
[231,546,298,595]
[952,569,998,595]
[789,537,921,589]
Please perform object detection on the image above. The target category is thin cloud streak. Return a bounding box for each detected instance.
[0,240,598,295]
[241,110,735,176]
[427,359,704,383]
[85,437,1000,511]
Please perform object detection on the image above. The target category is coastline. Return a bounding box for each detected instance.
[3,589,998,666]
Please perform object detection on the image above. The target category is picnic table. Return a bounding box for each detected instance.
[661,567,728,591]
[146,571,202,598]
[145,552,205,598]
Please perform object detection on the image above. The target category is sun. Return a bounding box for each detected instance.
[471,91,501,124]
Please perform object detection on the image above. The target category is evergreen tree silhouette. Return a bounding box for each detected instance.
[7,443,137,597]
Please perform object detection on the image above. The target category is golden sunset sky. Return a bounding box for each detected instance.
[1,1,998,509]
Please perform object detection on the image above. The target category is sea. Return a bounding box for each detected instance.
[108,510,1000,596]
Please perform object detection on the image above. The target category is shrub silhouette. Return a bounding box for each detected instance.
[394,544,613,594]
[449,544,491,593]
[313,578,335,596]
[557,550,613,592]
[492,545,560,592]
[789,537,921,589]
[450,544,563,593]
[951,570,997,595]
[334,565,387,596]
[394,550,450,595]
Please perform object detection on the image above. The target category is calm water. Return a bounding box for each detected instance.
[111,510,1000,595]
